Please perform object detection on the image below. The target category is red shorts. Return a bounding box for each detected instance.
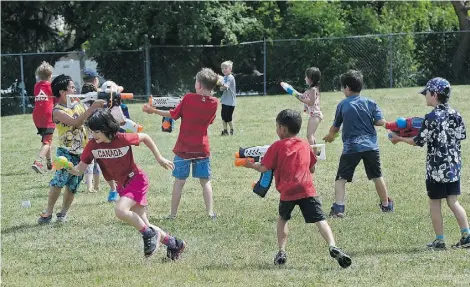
[117,170,149,206]
[36,127,54,144]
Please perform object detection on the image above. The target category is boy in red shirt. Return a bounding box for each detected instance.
[67,109,186,259]
[142,68,218,219]
[32,61,55,173]
[243,109,352,268]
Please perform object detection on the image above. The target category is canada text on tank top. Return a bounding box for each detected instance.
[92,146,130,159]
[35,90,50,101]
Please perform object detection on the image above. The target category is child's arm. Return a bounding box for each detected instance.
[53,100,105,127]
[68,161,89,176]
[389,134,417,146]
[244,161,269,173]
[297,88,316,106]
[142,104,171,117]
[323,126,340,143]
[138,133,174,170]
[374,119,386,127]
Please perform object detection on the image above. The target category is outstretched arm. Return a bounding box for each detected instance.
[323,126,340,143]
[244,161,269,173]
[389,134,417,146]
[68,161,89,176]
[138,133,174,170]
[142,104,171,117]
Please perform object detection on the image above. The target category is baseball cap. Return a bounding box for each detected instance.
[82,68,99,80]
[419,77,451,97]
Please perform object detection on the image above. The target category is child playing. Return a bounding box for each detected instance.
[243,109,352,268]
[295,67,323,146]
[81,83,101,193]
[67,109,186,259]
[32,61,55,173]
[323,70,394,217]
[38,74,104,224]
[142,68,218,219]
[390,77,470,249]
[81,69,119,202]
[219,60,236,136]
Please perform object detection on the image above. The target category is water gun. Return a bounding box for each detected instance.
[66,91,133,108]
[148,96,182,133]
[53,156,72,170]
[280,82,303,98]
[122,118,143,133]
[385,117,424,138]
[234,144,326,198]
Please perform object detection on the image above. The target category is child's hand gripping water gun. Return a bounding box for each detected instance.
[280,82,303,98]
[66,91,134,108]
[385,117,424,139]
[148,96,182,133]
[234,143,327,198]
[52,156,73,170]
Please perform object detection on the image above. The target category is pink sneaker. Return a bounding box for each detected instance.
[32,160,44,174]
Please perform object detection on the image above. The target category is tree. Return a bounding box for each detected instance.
[450,1,470,83]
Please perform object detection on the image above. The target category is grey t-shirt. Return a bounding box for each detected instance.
[221,74,236,106]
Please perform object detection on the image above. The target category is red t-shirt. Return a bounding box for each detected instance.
[169,93,218,159]
[32,81,56,128]
[261,137,317,201]
[81,133,141,186]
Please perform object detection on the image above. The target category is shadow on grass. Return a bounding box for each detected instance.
[0,171,30,177]
[195,262,312,271]
[347,245,427,257]
[1,222,48,235]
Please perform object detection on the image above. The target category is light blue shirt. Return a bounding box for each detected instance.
[333,95,383,154]
[221,74,236,106]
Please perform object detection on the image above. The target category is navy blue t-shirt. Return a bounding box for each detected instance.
[333,95,383,154]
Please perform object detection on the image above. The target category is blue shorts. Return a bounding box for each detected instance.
[50,147,84,193]
[172,155,211,180]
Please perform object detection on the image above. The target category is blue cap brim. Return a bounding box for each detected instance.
[419,88,427,95]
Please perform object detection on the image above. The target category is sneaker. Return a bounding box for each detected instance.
[56,212,67,223]
[32,160,44,174]
[166,214,177,220]
[329,246,352,268]
[329,203,345,218]
[142,227,159,257]
[166,238,186,260]
[274,251,287,265]
[208,213,217,220]
[46,160,53,171]
[38,212,52,224]
[451,235,470,249]
[230,129,234,135]
[379,197,394,212]
[426,239,447,250]
[107,190,119,202]
[221,130,228,136]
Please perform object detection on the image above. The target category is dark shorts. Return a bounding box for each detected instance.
[221,104,235,122]
[426,180,461,199]
[36,127,55,144]
[336,150,382,182]
[279,197,326,223]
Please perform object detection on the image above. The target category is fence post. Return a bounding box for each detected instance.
[20,53,25,114]
[388,34,393,88]
[263,38,267,96]
[144,35,151,97]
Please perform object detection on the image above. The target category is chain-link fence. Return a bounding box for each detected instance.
[2,31,469,116]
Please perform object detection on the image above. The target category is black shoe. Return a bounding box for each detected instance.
[329,246,352,268]
[142,227,158,257]
[426,239,446,250]
[166,238,186,260]
[451,235,470,249]
[274,251,287,265]
[221,130,228,136]
[230,129,234,135]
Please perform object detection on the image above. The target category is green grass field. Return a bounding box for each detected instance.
[2,86,470,286]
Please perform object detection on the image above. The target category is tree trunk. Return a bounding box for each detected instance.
[451,1,470,83]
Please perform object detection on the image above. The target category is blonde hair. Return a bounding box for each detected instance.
[221,60,233,69]
[35,61,53,81]
[196,68,218,91]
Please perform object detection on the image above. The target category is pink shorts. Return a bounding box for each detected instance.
[117,171,149,206]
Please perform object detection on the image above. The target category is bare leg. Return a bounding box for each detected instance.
[228,121,233,130]
[277,217,288,251]
[45,186,62,214]
[200,178,214,216]
[446,195,470,230]
[132,205,168,241]
[60,186,75,214]
[334,179,347,205]
[107,180,116,191]
[115,197,146,230]
[316,220,336,246]
[170,179,186,217]
[429,199,443,236]
[38,143,50,159]
[372,177,389,205]
[223,121,228,130]
[307,116,321,146]
[93,174,100,191]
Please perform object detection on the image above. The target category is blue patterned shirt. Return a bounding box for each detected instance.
[413,104,466,183]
